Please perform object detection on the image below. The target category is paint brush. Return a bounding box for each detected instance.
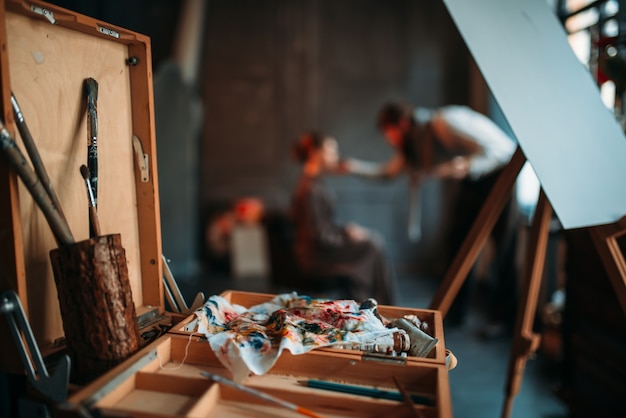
[200,372,326,418]
[11,92,68,226]
[299,379,435,406]
[0,119,74,245]
[80,164,101,237]
[84,78,98,207]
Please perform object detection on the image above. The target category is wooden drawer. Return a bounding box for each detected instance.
[67,334,453,418]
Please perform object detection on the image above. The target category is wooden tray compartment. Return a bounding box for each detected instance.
[69,334,452,418]
[172,290,448,366]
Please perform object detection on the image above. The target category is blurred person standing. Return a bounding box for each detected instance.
[345,101,518,331]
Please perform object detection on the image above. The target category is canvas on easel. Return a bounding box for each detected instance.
[431,0,626,417]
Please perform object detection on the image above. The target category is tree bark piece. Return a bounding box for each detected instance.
[50,234,140,384]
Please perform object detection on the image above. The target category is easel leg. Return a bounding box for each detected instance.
[501,188,552,418]
[589,216,626,316]
[429,146,526,315]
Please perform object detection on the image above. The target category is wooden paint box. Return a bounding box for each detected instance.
[67,288,454,416]
[66,331,453,418]
[0,1,453,416]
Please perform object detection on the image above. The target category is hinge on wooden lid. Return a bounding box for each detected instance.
[98,25,120,39]
[362,352,407,365]
[132,134,150,182]
[30,4,55,24]
[137,306,168,329]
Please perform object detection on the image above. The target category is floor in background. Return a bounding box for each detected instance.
[175,270,569,418]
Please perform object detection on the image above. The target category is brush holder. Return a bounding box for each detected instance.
[49,233,140,384]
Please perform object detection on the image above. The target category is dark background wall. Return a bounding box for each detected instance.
[46,0,491,279]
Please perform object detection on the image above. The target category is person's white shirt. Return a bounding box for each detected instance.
[427,105,516,180]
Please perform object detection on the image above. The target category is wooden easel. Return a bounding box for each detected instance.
[428,145,626,418]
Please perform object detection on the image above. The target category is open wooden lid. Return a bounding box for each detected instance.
[0,0,162,364]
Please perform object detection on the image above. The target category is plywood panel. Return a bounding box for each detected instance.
[7,11,142,342]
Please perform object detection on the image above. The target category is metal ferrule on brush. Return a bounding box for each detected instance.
[10,94,24,123]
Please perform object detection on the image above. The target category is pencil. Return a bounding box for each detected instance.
[200,372,326,418]
[300,379,435,406]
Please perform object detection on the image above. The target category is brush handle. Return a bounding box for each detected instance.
[11,92,68,225]
[303,379,435,406]
[0,120,74,245]
[89,206,101,237]
[201,372,325,418]
[85,78,98,207]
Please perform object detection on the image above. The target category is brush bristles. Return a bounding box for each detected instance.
[84,78,98,99]
[80,164,90,180]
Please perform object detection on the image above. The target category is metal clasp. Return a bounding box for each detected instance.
[132,135,150,182]
[362,351,407,365]
[30,4,56,24]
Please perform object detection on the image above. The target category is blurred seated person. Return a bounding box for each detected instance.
[290,131,397,305]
